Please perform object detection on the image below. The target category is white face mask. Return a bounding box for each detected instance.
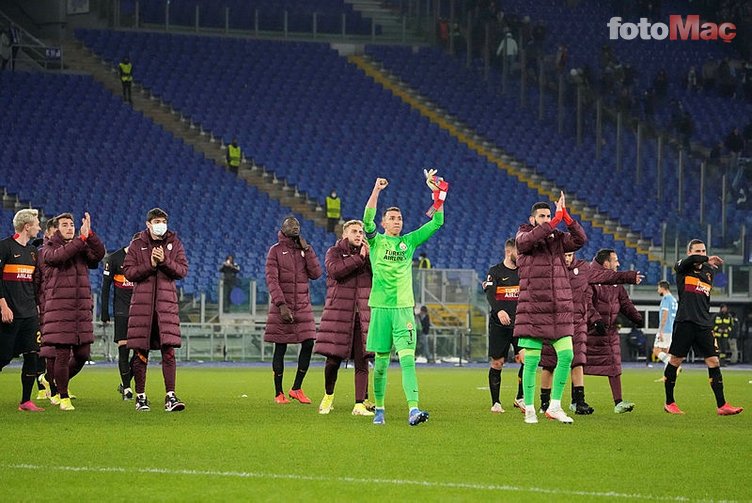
[151,222,167,236]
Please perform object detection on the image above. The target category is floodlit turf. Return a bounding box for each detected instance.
[1,364,750,501]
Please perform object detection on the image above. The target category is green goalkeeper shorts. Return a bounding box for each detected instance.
[366,307,417,353]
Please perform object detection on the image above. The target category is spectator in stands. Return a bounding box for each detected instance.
[718,58,736,98]
[555,44,568,74]
[437,18,449,48]
[416,305,432,364]
[495,31,518,72]
[702,58,718,92]
[725,127,744,171]
[325,189,341,234]
[686,66,699,92]
[417,252,432,269]
[314,219,373,416]
[709,141,724,162]
[618,88,634,114]
[42,212,106,411]
[118,56,133,103]
[728,310,740,364]
[226,138,242,173]
[219,254,240,313]
[263,216,322,404]
[123,208,189,413]
[0,29,10,70]
[653,69,669,99]
[741,61,752,102]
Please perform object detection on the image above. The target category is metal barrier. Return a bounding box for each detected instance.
[0,10,63,70]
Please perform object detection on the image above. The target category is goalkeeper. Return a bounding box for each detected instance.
[363,173,445,426]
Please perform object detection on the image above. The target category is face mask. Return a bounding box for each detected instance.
[151,222,167,236]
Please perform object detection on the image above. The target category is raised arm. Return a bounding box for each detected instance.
[364,178,388,239]
[674,254,708,273]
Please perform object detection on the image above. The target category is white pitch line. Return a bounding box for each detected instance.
[2,463,724,502]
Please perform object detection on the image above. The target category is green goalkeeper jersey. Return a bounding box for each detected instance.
[363,206,444,308]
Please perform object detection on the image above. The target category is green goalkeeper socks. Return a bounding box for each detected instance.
[374,353,390,408]
[398,349,419,409]
[551,337,574,402]
[522,349,541,407]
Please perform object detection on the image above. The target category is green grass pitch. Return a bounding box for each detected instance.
[1,364,750,501]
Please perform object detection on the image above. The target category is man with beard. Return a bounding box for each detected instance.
[42,212,106,411]
[539,251,640,415]
[584,249,643,414]
[514,193,585,424]
[663,240,743,416]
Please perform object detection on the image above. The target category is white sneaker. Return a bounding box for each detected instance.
[524,406,538,424]
[545,407,574,424]
[490,402,505,413]
[513,398,526,414]
[415,356,428,364]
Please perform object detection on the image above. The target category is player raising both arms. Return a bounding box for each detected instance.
[364,172,445,426]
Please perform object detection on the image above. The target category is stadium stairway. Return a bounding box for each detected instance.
[348,54,663,265]
[59,37,331,231]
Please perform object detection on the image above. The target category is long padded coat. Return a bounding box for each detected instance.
[314,238,373,360]
[584,261,643,377]
[122,230,188,350]
[263,231,322,344]
[540,259,637,368]
[513,220,586,341]
[42,231,105,346]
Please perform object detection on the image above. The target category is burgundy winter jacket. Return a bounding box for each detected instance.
[41,231,106,346]
[513,220,586,341]
[123,230,188,350]
[584,261,643,377]
[36,237,55,358]
[264,232,322,344]
[540,258,637,368]
[314,238,373,360]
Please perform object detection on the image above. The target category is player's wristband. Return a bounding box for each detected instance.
[562,208,573,225]
[549,211,563,227]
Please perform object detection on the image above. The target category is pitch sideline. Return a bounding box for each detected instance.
[4,463,721,501]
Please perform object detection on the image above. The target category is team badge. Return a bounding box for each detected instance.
[406,322,413,330]
[705,272,711,281]
[399,242,407,251]
[167,243,173,251]
[573,267,579,275]
[30,251,37,262]
[301,251,305,257]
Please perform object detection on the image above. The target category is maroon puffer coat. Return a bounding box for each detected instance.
[513,220,586,341]
[314,238,373,359]
[541,259,638,368]
[123,230,188,350]
[264,232,322,344]
[36,237,56,358]
[42,231,106,346]
[584,261,643,376]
